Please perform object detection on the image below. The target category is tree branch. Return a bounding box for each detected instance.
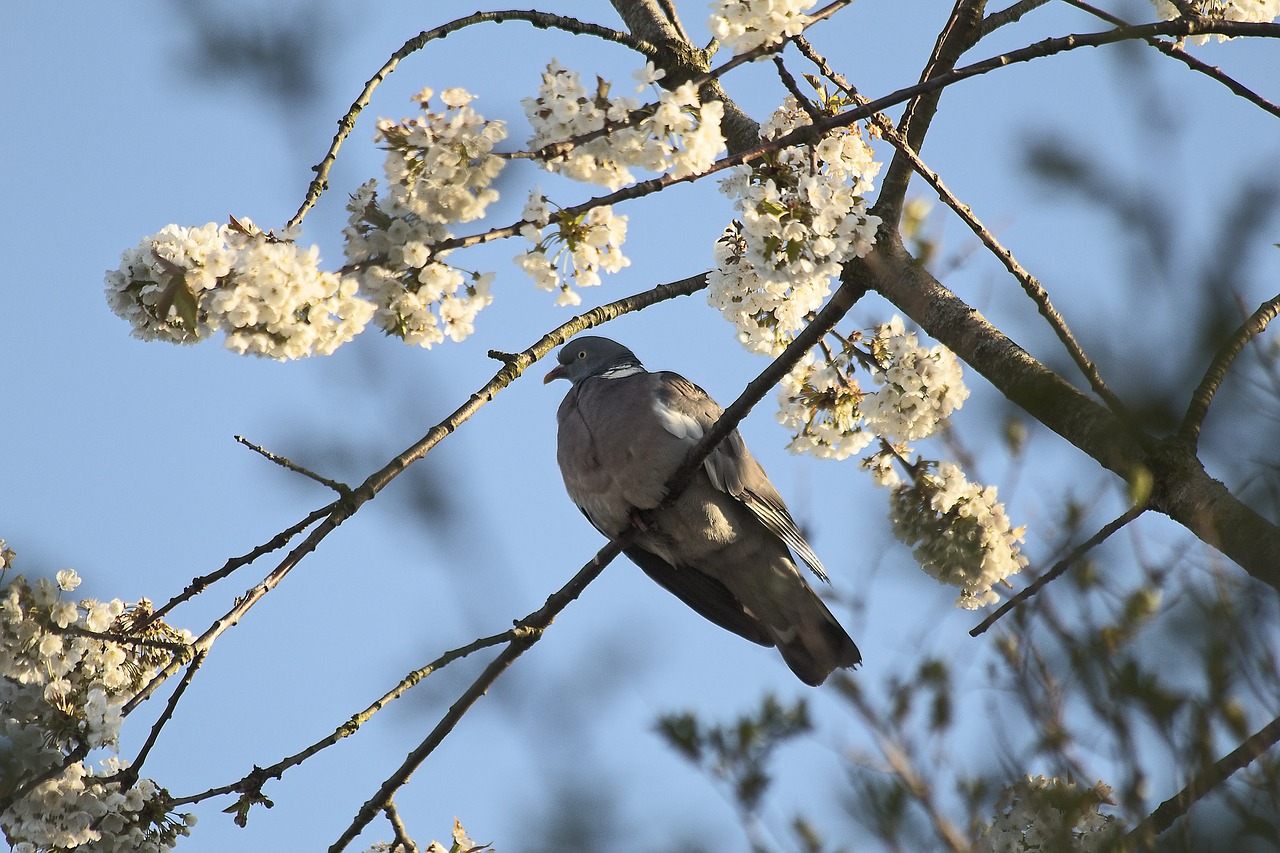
[794,34,1126,413]
[1128,712,1280,844]
[878,0,987,227]
[969,504,1147,636]
[1180,294,1280,447]
[1062,0,1280,120]
[287,10,655,231]
[857,234,1280,590]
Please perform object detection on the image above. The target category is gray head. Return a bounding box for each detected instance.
[544,336,644,385]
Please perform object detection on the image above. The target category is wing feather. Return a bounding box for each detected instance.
[651,372,829,582]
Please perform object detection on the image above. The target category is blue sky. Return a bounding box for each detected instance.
[3,2,1279,850]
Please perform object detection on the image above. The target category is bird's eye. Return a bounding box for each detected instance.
[577,351,586,359]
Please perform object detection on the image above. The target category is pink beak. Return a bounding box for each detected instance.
[544,364,566,384]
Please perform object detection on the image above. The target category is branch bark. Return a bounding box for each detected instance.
[857,233,1280,590]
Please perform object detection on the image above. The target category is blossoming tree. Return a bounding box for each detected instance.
[4,0,1280,850]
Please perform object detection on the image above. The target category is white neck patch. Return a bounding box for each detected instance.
[600,364,644,379]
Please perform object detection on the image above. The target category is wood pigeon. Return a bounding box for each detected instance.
[545,335,861,685]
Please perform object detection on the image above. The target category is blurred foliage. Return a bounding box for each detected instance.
[656,695,817,851]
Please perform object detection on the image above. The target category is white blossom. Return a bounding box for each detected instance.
[516,200,629,306]
[886,461,1028,608]
[776,318,964,460]
[862,316,969,442]
[0,546,196,852]
[106,219,374,360]
[777,351,874,460]
[1148,0,1280,42]
[974,775,1121,852]
[522,60,725,190]
[709,95,881,355]
[339,88,504,348]
[708,0,816,54]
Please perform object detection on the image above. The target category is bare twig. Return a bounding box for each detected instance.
[144,504,334,627]
[1063,0,1280,120]
[1128,712,1280,843]
[235,435,352,496]
[327,537,629,853]
[123,650,207,784]
[384,800,419,853]
[167,629,512,809]
[794,35,1126,413]
[980,0,1054,36]
[286,10,654,231]
[49,624,191,654]
[879,0,985,226]
[1180,292,1280,447]
[970,503,1148,635]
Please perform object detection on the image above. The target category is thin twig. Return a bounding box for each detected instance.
[167,629,512,809]
[328,536,632,853]
[49,624,192,654]
[123,650,207,784]
[144,505,334,627]
[286,10,655,231]
[1063,0,1280,120]
[235,435,352,496]
[970,503,1148,636]
[980,0,1055,36]
[879,0,985,226]
[1180,292,1280,447]
[384,800,420,853]
[1128,712,1280,843]
[794,35,1127,413]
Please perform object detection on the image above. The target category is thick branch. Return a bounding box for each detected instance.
[858,235,1280,589]
[878,0,987,226]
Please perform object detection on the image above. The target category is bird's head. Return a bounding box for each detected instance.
[544,336,644,385]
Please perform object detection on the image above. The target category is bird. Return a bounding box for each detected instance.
[545,335,861,686]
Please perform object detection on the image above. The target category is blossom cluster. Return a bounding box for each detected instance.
[885,460,1028,609]
[974,775,1120,852]
[708,0,816,54]
[0,541,196,852]
[776,318,967,460]
[343,88,505,347]
[522,60,726,191]
[105,218,374,360]
[709,94,882,355]
[862,315,970,442]
[1149,0,1280,43]
[515,192,630,306]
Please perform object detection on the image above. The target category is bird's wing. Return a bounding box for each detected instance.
[651,372,829,583]
[623,545,774,646]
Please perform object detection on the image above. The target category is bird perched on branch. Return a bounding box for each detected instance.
[545,335,860,685]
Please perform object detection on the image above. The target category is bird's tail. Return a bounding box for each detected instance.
[774,597,861,687]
